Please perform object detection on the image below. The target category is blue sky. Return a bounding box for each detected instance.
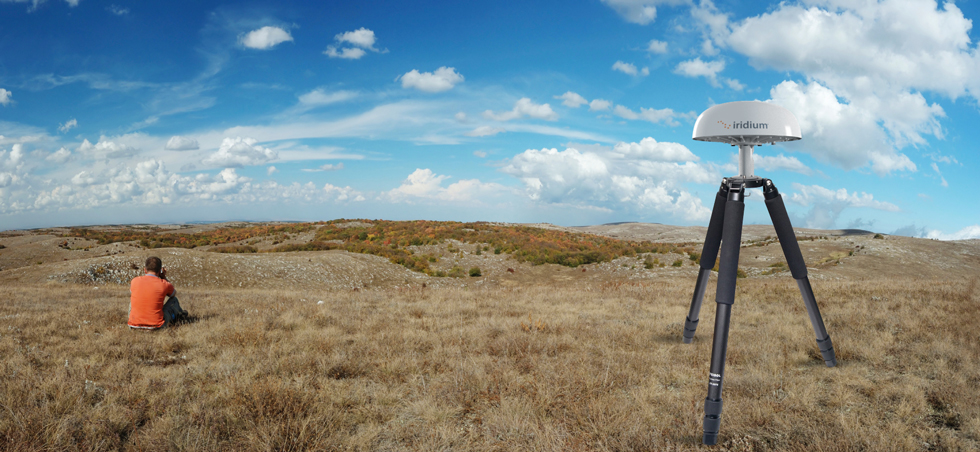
[1,0,978,239]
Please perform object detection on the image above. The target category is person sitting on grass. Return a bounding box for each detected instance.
[129,256,188,329]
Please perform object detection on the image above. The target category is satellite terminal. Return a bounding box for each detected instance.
[683,101,837,445]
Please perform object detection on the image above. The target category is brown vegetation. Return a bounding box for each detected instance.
[1,275,977,451]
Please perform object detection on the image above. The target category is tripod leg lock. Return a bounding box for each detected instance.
[703,397,723,445]
[817,336,837,367]
[683,317,699,344]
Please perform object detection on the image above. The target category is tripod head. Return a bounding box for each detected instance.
[693,101,801,178]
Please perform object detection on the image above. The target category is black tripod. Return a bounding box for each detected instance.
[682,176,837,446]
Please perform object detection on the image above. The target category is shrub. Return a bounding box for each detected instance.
[469,267,482,277]
[210,245,258,253]
[672,259,683,267]
[874,233,884,239]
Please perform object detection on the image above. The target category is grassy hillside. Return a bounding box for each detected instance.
[1,277,978,451]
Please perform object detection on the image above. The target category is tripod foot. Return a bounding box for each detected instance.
[817,336,837,367]
[702,397,723,445]
[682,316,699,344]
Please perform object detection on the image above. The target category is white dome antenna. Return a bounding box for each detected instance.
[692,101,801,178]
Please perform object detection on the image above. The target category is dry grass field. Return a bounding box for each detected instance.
[1,222,978,451]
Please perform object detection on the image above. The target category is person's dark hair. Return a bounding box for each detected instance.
[145,256,163,274]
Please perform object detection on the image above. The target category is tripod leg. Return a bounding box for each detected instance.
[683,181,730,343]
[702,183,745,446]
[763,180,837,367]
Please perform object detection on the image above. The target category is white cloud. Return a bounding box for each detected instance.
[165,135,199,151]
[501,142,714,221]
[385,168,505,202]
[925,225,980,241]
[323,183,364,202]
[77,138,139,160]
[612,104,681,126]
[46,147,72,164]
[769,80,917,175]
[203,137,277,168]
[728,1,979,101]
[0,88,11,106]
[483,98,558,121]
[753,153,813,176]
[600,0,686,25]
[674,57,725,86]
[614,137,698,162]
[399,67,464,92]
[301,162,344,172]
[454,112,467,122]
[613,61,648,76]
[267,166,278,175]
[930,162,948,187]
[473,150,487,158]
[465,126,505,137]
[297,89,357,106]
[336,27,377,50]
[65,0,78,6]
[107,4,128,15]
[240,26,293,50]
[324,27,382,59]
[647,39,668,54]
[555,91,588,108]
[323,46,366,59]
[58,118,77,133]
[589,99,612,111]
[788,183,899,229]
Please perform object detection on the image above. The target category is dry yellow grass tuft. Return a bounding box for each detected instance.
[1,275,977,451]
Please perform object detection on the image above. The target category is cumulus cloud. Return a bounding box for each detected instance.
[612,61,649,76]
[787,183,899,229]
[674,57,725,86]
[46,147,72,164]
[483,98,558,121]
[77,138,139,160]
[465,126,505,137]
[165,135,199,151]
[555,91,588,108]
[613,137,698,162]
[0,88,11,106]
[335,27,377,50]
[473,150,487,158]
[386,168,505,202]
[58,118,77,133]
[925,225,980,241]
[323,183,365,202]
[769,80,917,175]
[718,0,971,177]
[589,99,612,111]
[324,27,383,59]
[267,166,278,175]
[646,39,668,54]
[240,26,293,50]
[501,141,715,221]
[203,137,278,168]
[107,5,128,15]
[399,67,464,92]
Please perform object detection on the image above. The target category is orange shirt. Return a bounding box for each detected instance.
[129,274,175,329]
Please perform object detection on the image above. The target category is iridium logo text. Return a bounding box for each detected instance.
[731,120,768,129]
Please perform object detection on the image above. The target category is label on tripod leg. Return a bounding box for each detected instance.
[709,372,722,386]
